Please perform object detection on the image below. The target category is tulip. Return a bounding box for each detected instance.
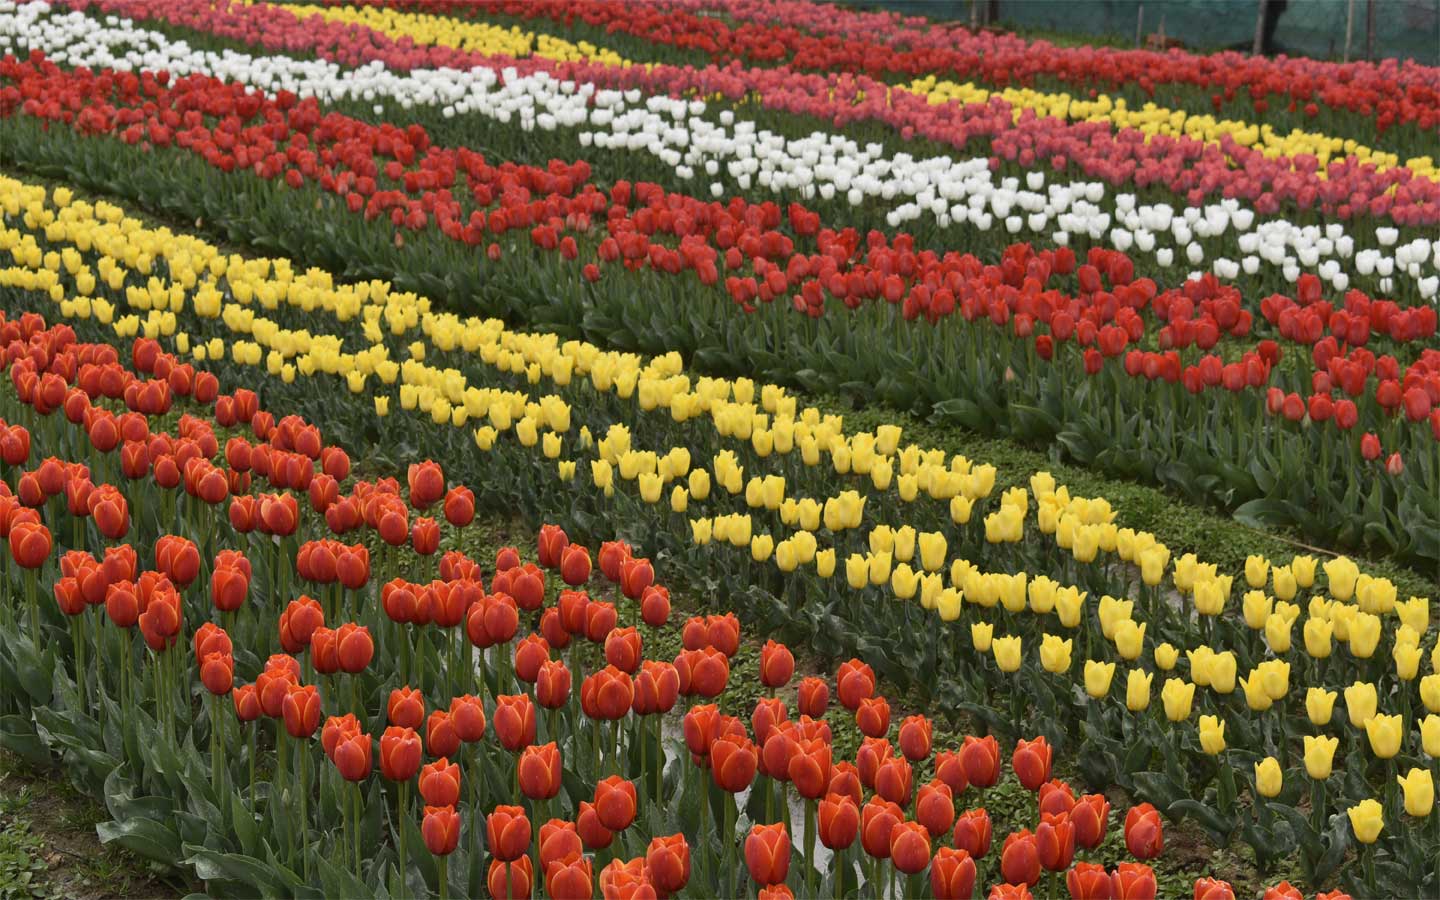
[861,797,903,859]
[1124,803,1163,859]
[332,731,371,781]
[539,821,582,872]
[797,677,829,718]
[1304,734,1339,780]
[1084,661,1115,698]
[1111,862,1157,900]
[282,684,321,739]
[597,857,652,900]
[1037,811,1075,871]
[856,696,891,739]
[1397,768,1433,817]
[1040,634,1072,673]
[644,834,690,895]
[1012,737,1052,791]
[1067,861,1111,899]
[1261,882,1302,900]
[1254,757,1283,798]
[576,801,614,851]
[1346,799,1383,843]
[487,857,534,900]
[411,758,461,809]
[789,738,832,800]
[961,735,1000,788]
[930,846,976,899]
[953,808,992,858]
[593,776,637,831]
[1039,781,1075,818]
[1364,713,1402,758]
[744,822,790,885]
[559,544,591,587]
[711,733,759,793]
[889,820,931,875]
[916,780,956,838]
[380,727,422,782]
[759,640,794,689]
[1000,829,1041,886]
[874,755,913,806]
[1306,687,1336,725]
[604,627,643,673]
[1198,716,1226,755]
[1072,794,1110,849]
[488,805,532,862]
[836,659,875,710]
[819,793,859,850]
[993,635,1022,672]
[933,750,969,795]
[518,743,561,801]
[544,852,592,900]
[494,695,537,751]
[423,805,460,856]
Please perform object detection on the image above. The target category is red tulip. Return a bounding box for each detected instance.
[200,652,234,695]
[639,585,670,627]
[545,852,592,900]
[632,660,678,716]
[678,647,729,698]
[577,801,614,850]
[518,743,562,800]
[836,659,875,710]
[420,758,462,807]
[1037,812,1075,872]
[488,805,532,862]
[450,695,487,743]
[278,596,324,653]
[934,750,969,795]
[412,517,440,555]
[559,544,591,586]
[1111,862,1157,900]
[1067,862,1113,899]
[1261,882,1303,900]
[282,684,321,738]
[1072,794,1110,849]
[604,626,643,673]
[443,486,475,528]
[819,793,860,850]
[931,847,976,899]
[789,737,832,800]
[744,822,790,885]
[1000,829,1041,886]
[310,627,339,674]
[1193,878,1236,900]
[514,635,550,683]
[890,820,931,874]
[536,660,572,710]
[407,461,445,509]
[899,715,933,761]
[536,524,568,569]
[644,834,690,895]
[1012,737,1052,791]
[425,711,461,759]
[710,733,759,793]
[598,857,654,900]
[380,726,423,781]
[422,805,460,856]
[335,623,374,672]
[232,684,262,722]
[758,640,794,689]
[1039,780,1076,818]
[488,857,534,900]
[332,731,371,781]
[758,885,793,900]
[917,780,956,838]
[493,695,537,751]
[388,686,426,730]
[960,735,1000,788]
[797,677,829,718]
[619,557,654,600]
[211,564,249,613]
[9,520,51,568]
[704,613,741,657]
[953,808,993,858]
[861,797,904,859]
[1123,803,1163,860]
[875,754,913,806]
[594,776,637,831]
[539,820,582,872]
[598,541,631,583]
[581,666,634,721]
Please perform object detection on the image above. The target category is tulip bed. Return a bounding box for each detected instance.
[0,2,1438,899]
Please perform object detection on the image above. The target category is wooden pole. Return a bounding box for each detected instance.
[1365,0,1376,60]
[1343,0,1355,63]
[1136,4,1145,48]
[1253,0,1269,56]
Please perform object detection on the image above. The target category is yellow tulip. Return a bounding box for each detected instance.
[774,540,798,573]
[1397,768,1433,817]
[992,636,1022,673]
[1244,555,1270,589]
[1242,591,1273,629]
[868,552,892,586]
[1364,714,1403,759]
[1241,673,1273,711]
[1422,715,1440,758]
[971,622,993,653]
[688,468,711,501]
[917,531,947,572]
[892,526,917,563]
[1345,681,1378,728]
[1304,734,1339,780]
[1421,674,1440,714]
[374,396,390,417]
[1029,576,1058,614]
[1258,660,1290,700]
[1084,660,1115,699]
[1323,556,1359,601]
[1162,678,1194,721]
[1347,612,1381,659]
[891,564,919,601]
[1000,573,1028,614]
[1254,757,1283,798]
[750,534,775,563]
[1357,576,1396,615]
[1114,620,1146,661]
[1306,688,1337,726]
[1271,565,1298,601]
[556,460,576,481]
[936,588,961,622]
[1208,652,1237,694]
[1154,643,1179,671]
[1039,634,1073,674]
[1346,799,1384,844]
[1188,647,1215,687]
[1055,587,1085,628]
[1139,545,1169,586]
[1303,617,1333,659]
[1126,669,1152,712]
[845,554,868,590]
[1394,643,1422,681]
[1398,596,1430,634]
[690,518,712,545]
[1198,715,1226,755]
[1097,595,1133,640]
[1290,555,1317,588]
[1264,613,1292,654]
[670,486,689,513]
[815,549,836,579]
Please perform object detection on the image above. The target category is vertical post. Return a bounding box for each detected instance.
[1344,0,1355,62]
[1365,0,1376,59]
[1136,4,1145,48]
[1253,0,1270,55]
